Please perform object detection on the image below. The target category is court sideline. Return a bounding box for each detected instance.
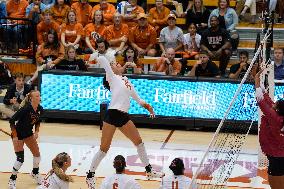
[0,120,264,189]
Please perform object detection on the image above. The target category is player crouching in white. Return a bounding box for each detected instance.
[160,158,191,189]
[37,152,73,189]
[86,56,164,189]
[100,155,141,189]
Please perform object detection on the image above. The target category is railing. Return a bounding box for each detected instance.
[0,17,36,62]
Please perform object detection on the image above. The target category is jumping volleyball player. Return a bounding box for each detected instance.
[86,56,164,189]
[8,90,43,189]
[255,69,284,189]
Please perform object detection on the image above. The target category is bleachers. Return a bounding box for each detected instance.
[146,0,237,7]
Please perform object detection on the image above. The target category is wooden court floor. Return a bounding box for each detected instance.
[0,120,261,189]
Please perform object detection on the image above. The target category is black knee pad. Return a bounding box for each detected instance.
[15,151,24,163]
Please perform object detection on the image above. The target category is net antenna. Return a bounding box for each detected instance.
[189,32,272,189]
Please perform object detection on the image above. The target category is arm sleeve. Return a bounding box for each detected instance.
[228,9,238,31]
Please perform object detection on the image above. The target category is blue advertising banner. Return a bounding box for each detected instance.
[40,72,284,121]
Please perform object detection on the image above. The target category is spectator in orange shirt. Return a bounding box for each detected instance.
[6,0,28,19]
[37,9,60,44]
[105,12,129,54]
[27,29,65,84]
[91,0,115,26]
[60,9,84,54]
[6,0,29,49]
[85,10,106,53]
[129,13,157,57]
[122,0,144,30]
[50,0,70,25]
[148,0,170,35]
[71,0,92,27]
[152,48,182,75]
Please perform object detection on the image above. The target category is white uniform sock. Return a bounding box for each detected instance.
[33,156,41,168]
[12,161,23,175]
[136,143,150,166]
[89,150,106,172]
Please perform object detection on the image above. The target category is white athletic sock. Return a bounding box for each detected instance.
[12,161,23,175]
[136,143,150,166]
[89,150,106,172]
[33,156,41,168]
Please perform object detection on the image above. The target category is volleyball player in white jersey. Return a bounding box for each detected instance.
[86,56,164,189]
[160,158,191,189]
[100,155,141,189]
[37,152,73,189]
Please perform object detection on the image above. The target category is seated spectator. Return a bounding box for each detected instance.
[50,0,70,25]
[37,9,60,45]
[60,9,84,53]
[25,0,48,24]
[37,152,73,189]
[277,0,284,23]
[91,0,115,26]
[41,0,54,8]
[152,48,182,75]
[200,16,231,76]
[229,50,255,79]
[105,12,129,53]
[185,0,211,34]
[160,158,191,189]
[55,45,87,71]
[188,51,220,77]
[71,0,92,27]
[209,0,239,54]
[159,14,184,55]
[28,29,65,84]
[166,0,190,17]
[179,23,201,75]
[148,0,170,35]
[273,47,284,80]
[129,13,157,57]
[6,0,28,20]
[238,0,256,23]
[0,60,13,86]
[119,46,143,74]
[84,10,106,53]
[122,0,145,30]
[0,73,31,119]
[88,37,116,67]
[183,23,201,58]
[6,0,29,49]
[100,155,141,189]
[0,1,7,24]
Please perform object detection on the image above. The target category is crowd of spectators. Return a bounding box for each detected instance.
[0,0,283,79]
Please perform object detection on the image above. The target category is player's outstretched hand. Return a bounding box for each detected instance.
[143,103,155,118]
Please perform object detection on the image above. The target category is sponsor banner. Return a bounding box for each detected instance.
[40,72,284,121]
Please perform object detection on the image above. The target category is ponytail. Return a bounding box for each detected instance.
[19,90,38,108]
[50,153,73,182]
